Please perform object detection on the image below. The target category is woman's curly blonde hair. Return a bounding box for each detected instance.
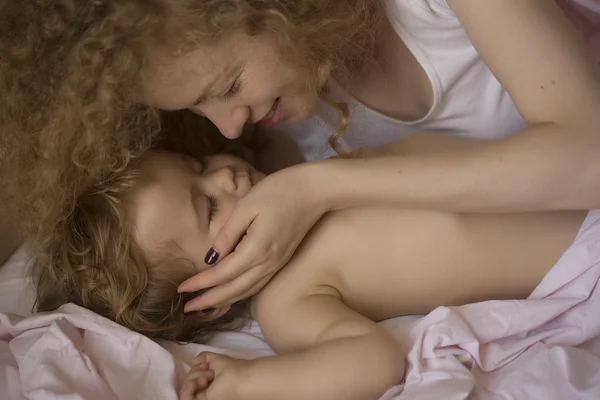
[36,110,251,342]
[0,0,380,248]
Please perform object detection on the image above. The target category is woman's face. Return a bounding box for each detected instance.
[142,31,323,139]
[129,151,265,268]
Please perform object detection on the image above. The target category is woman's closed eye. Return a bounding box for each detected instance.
[220,76,245,102]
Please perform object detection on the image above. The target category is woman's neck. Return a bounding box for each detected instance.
[345,8,433,122]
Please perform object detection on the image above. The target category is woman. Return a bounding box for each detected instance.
[1,0,599,312]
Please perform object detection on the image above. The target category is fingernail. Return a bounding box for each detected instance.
[184,303,196,314]
[185,303,207,315]
[204,248,219,265]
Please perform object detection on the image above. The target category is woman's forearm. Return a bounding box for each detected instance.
[240,333,404,400]
[308,122,600,213]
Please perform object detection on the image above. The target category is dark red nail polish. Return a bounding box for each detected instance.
[205,248,219,265]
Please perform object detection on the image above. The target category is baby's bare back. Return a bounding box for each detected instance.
[259,208,586,321]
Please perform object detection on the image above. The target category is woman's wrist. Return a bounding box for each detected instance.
[296,158,365,213]
[297,154,447,213]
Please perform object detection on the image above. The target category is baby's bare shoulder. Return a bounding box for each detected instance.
[251,211,353,316]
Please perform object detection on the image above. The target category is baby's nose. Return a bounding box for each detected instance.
[211,166,237,194]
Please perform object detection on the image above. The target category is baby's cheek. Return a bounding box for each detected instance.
[209,215,228,239]
[210,201,239,239]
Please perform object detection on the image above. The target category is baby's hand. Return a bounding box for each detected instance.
[179,360,214,400]
[179,352,250,400]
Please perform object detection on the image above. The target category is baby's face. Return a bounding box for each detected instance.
[129,151,265,268]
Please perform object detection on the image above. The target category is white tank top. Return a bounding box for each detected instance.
[266,0,600,161]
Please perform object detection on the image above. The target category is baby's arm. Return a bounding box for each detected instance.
[181,293,404,400]
[247,293,404,400]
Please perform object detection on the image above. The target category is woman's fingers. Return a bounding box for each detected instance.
[207,205,257,265]
[178,250,247,294]
[222,275,272,306]
[183,267,266,312]
[178,224,272,298]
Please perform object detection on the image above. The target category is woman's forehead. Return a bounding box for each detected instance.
[141,31,278,108]
[144,33,242,84]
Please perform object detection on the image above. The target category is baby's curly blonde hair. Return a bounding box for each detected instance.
[0,0,380,250]
[36,110,251,342]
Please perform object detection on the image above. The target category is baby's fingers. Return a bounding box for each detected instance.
[190,352,208,368]
[179,366,214,400]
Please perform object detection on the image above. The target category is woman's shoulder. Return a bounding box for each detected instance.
[385,0,457,29]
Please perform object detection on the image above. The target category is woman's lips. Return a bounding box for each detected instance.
[259,98,283,126]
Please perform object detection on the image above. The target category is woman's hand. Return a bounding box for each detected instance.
[178,164,328,312]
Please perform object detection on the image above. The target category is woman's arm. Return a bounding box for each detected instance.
[307,0,600,213]
[177,0,600,311]
[358,132,486,158]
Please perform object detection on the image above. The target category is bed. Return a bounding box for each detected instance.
[2,241,600,400]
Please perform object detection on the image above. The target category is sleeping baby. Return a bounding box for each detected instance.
[37,132,591,400]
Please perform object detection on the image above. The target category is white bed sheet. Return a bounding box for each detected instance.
[0,246,36,317]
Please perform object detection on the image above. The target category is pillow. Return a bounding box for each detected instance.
[0,245,35,316]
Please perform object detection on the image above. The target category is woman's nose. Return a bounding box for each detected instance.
[198,104,250,140]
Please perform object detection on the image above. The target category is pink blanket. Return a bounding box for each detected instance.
[559,0,600,61]
[0,306,276,400]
